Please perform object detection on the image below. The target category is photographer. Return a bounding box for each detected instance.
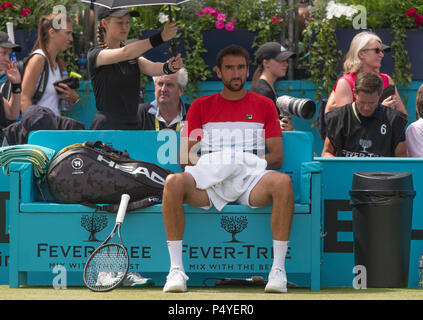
[251,42,296,131]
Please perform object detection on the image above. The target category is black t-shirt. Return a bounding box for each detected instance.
[87,47,141,120]
[250,79,280,116]
[325,103,407,157]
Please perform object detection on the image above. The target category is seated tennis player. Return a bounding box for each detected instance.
[161,45,294,293]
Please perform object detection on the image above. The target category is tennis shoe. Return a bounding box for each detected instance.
[120,272,154,287]
[265,268,288,293]
[163,267,189,293]
[96,272,120,287]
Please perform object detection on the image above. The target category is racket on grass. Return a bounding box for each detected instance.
[83,194,130,292]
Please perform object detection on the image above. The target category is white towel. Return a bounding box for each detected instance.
[185,150,267,211]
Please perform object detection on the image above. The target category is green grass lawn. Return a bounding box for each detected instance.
[0,285,422,300]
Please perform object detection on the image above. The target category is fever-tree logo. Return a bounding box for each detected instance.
[81,215,108,242]
[221,215,248,243]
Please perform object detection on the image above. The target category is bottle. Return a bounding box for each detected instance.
[419,251,423,289]
[58,71,71,114]
[78,51,87,74]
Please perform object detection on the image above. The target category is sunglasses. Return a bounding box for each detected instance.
[361,47,384,54]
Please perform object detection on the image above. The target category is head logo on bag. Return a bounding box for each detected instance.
[47,141,172,212]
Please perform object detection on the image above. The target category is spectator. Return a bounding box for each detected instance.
[251,42,296,131]
[161,45,294,294]
[138,68,189,131]
[21,13,80,116]
[405,84,423,157]
[325,31,407,116]
[0,31,22,140]
[88,7,183,130]
[321,72,407,158]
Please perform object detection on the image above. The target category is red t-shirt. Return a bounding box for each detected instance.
[333,72,390,101]
[182,91,281,154]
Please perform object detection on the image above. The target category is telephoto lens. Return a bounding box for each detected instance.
[276,95,316,119]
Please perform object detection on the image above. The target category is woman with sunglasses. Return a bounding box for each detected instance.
[88,7,183,130]
[325,31,407,115]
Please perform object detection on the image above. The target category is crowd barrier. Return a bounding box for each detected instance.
[7,130,322,289]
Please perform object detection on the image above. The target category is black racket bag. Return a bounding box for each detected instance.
[46,141,172,212]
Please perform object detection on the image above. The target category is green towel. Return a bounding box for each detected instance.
[0,144,56,178]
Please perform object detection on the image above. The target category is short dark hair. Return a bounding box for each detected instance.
[354,71,383,95]
[216,45,250,69]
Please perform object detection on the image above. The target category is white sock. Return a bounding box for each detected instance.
[167,240,184,271]
[272,240,288,271]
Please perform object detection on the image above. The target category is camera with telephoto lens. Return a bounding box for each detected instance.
[276,95,316,119]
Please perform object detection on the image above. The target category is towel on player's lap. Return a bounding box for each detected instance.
[185,150,267,211]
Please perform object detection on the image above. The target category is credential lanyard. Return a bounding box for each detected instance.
[352,102,361,124]
[155,117,180,131]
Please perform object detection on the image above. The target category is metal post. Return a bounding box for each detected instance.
[288,0,294,79]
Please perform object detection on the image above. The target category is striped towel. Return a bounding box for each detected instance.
[0,144,56,178]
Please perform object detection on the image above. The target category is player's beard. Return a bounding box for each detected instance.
[222,77,245,92]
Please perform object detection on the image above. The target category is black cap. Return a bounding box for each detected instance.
[381,43,391,52]
[97,6,140,20]
[256,42,296,64]
[0,31,21,52]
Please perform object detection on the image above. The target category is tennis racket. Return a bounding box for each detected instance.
[83,194,130,292]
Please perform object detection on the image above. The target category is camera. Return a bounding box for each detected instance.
[53,77,80,92]
[276,95,316,119]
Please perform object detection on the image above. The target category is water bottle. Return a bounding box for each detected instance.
[419,251,423,289]
[58,71,71,114]
[78,51,87,74]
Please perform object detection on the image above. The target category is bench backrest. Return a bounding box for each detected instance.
[28,130,313,203]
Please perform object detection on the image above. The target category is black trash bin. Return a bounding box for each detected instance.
[349,172,416,288]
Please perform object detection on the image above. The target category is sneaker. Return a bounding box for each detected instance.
[121,272,154,287]
[163,267,189,293]
[265,268,288,293]
[96,272,120,287]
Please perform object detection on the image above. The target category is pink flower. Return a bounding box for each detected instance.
[405,8,418,18]
[21,8,32,17]
[217,12,226,21]
[225,22,234,31]
[1,2,13,10]
[415,14,423,27]
[272,16,282,24]
[215,19,225,29]
[203,6,217,16]
[196,10,205,17]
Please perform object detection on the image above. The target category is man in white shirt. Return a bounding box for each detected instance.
[406,84,423,157]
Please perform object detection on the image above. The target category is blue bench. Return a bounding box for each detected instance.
[8,130,322,289]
